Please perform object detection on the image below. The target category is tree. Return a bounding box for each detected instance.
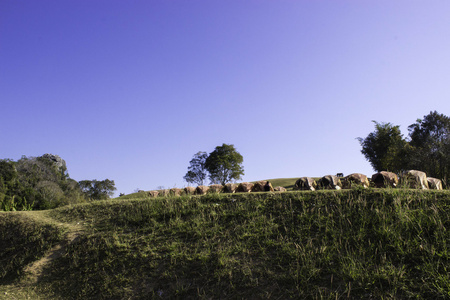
[0,159,17,183]
[78,179,116,200]
[0,160,17,209]
[0,155,86,210]
[183,151,208,186]
[205,144,244,185]
[408,111,450,182]
[357,121,408,173]
[358,112,450,187]
[35,181,65,209]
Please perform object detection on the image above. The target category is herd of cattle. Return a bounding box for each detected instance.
[294,170,443,191]
[139,170,444,198]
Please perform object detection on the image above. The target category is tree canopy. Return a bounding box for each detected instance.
[184,144,245,186]
[205,144,244,185]
[79,179,117,200]
[357,121,408,173]
[0,154,116,211]
[407,111,450,181]
[358,111,450,186]
[0,155,81,210]
[183,151,208,186]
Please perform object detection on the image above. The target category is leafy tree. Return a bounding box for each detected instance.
[40,153,69,181]
[16,156,61,189]
[357,121,408,173]
[79,179,117,200]
[0,154,87,210]
[358,111,450,187]
[14,155,73,209]
[0,159,17,183]
[205,144,244,185]
[183,151,208,186]
[0,160,17,210]
[408,111,450,183]
[35,181,65,209]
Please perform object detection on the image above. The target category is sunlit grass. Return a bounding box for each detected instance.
[1,189,450,299]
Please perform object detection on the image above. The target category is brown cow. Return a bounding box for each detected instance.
[400,170,429,189]
[195,185,210,195]
[317,175,342,190]
[427,177,443,190]
[371,171,398,188]
[223,183,238,193]
[209,184,224,193]
[294,177,317,191]
[264,181,275,192]
[251,181,274,192]
[342,173,370,189]
[158,189,170,197]
[236,182,254,193]
[274,186,287,192]
[184,186,196,195]
[147,191,159,198]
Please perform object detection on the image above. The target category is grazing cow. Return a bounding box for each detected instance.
[427,177,443,190]
[400,170,429,189]
[251,181,274,192]
[158,189,170,197]
[251,181,267,192]
[148,191,159,198]
[294,177,317,191]
[317,175,342,190]
[274,186,287,192]
[195,185,210,195]
[170,188,183,196]
[371,171,398,188]
[184,186,196,195]
[223,183,238,193]
[264,181,274,192]
[342,173,370,189]
[236,182,254,193]
[209,184,224,193]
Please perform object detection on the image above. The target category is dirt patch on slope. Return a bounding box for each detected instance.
[19,211,85,284]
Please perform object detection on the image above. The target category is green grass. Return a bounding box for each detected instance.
[258,177,298,190]
[258,177,322,190]
[0,212,64,284]
[1,189,450,299]
[120,177,302,198]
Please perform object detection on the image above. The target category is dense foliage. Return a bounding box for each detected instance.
[78,179,117,200]
[358,111,450,186]
[185,144,244,186]
[183,151,208,186]
[408,111,450,182]
[357,121,408,173]
[0,154,116,211]
[205,144,244,185]
[0,155,82,210]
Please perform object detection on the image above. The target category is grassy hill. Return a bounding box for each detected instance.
[1,188,450,299]
[257,177,298,190]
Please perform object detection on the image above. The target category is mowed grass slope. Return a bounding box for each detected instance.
[1,189,450,299]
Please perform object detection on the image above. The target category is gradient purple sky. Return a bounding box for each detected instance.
[1,1,450,195]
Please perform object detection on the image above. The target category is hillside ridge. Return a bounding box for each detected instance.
[1,189,450,299]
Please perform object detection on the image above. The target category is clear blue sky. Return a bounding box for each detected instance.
[1,1,450,195]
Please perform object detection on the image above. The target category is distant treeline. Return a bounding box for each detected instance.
[0,154,116,211]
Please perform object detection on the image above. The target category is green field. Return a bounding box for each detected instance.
[257,177,298,190]
[1,188,450,299]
